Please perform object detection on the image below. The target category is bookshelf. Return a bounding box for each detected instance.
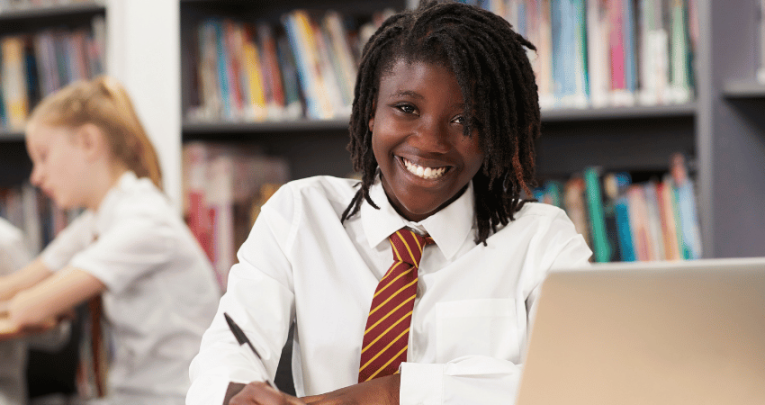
[176,0,764,260]
[0,2,106,186]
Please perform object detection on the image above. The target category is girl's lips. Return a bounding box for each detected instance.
[398,156,452,180]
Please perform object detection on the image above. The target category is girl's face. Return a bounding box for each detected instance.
[26,123,91,210]
[370,59,484,222]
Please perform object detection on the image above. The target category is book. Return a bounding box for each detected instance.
[759,0,765,83]
[657,174,682,260]
[642,180,666,260]
[626,184,651,261]
[563,176,592,254]
[587,0,611,107]
[196,20,222,121]
[275,34,304,120]
[256,23,287,120]
[1,36,29,130]
[241,24,268,121]
[583,167,611,262]
[670,153,702,259]
[181,142,290,291]
[612,173,636,261]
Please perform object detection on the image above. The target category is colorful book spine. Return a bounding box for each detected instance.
[1,36,29,130]
[613,173,636,262]
[583,167,611,262]
[242,24,268,121]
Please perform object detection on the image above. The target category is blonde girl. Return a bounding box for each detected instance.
[0,76,219,405]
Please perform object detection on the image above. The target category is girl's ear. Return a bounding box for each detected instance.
[76,123,107,161]
[368,100,376,133]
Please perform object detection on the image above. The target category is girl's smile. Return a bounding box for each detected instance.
[370,59,484,222]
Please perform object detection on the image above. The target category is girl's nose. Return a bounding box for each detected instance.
[29,165,42,186]
[414,118,451,154]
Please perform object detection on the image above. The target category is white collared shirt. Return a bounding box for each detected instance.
[41,171,220,403]
[187,175,591,405]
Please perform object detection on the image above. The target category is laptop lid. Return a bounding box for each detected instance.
[516,258,765,405]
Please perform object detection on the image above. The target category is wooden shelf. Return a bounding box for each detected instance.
[541,103,696,122]
[183,118,350,135]
[182,104,697,136]
[723,81,765,99]
[0,2,104,22]
[0,129,24,142]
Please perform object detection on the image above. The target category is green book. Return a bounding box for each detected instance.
[584,167,611,262]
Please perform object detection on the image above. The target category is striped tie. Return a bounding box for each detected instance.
[358,229,434,382]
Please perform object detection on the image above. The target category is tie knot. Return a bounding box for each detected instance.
[389,229,434,267]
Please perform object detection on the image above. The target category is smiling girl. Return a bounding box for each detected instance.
[0,76,220,405]
[187,1,592,404]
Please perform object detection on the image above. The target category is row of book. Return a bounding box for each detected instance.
[759,0,765,84]
[187,8,394,123]
[182,142,290,291]
[535,153,702,262]
[186,0,697,124]
[0,0,96,11]
[0,15,105,130]
[465,0,697,109]
[0,183,78,256]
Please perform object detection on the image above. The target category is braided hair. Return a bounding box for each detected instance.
[342,0,541,245]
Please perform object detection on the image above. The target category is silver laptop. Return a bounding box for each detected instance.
[516,258,765,405]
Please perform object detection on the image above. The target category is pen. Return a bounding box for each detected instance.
[223,312,276,388]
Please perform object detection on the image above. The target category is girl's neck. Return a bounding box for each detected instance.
[85,163,128,212]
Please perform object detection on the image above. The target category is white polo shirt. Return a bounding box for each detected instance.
[187,175,592,405]
[41,171,220,404]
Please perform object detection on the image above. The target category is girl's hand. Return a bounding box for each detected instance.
[301,374,400,405]
[227,382,307,405]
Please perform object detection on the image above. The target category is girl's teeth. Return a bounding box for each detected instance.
[404,158,446,180]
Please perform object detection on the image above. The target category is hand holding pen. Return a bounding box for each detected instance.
[223,312,309,404]
[223,312,276,387]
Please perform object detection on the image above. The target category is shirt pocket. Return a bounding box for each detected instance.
[435,298,519,363]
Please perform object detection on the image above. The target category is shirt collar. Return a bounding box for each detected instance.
[360,175,475,260]
[93,171,138,233]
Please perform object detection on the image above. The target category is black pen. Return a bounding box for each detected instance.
[223,312,275,387]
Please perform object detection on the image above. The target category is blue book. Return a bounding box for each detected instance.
[282,12,321,119]
[613,173,636,261]
[623,0,638,93]
[210,19,231,121]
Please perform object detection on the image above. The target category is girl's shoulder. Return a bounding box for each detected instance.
[106,175,173,221]
[495,201,578,237]
[273,175,361,206]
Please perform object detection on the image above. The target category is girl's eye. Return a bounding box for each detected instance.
[452,115,466,125]
[396,104,416,114]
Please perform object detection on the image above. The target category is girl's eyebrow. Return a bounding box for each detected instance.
[389,90,466,109]
[389,90,423,100]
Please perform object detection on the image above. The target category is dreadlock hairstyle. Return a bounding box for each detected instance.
[341,0,541,245]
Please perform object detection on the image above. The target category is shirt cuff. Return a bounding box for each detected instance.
[399,362,445,405]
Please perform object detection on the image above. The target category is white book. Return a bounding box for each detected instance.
[759,0,765,83]
[588,0,610,108]
[206,155,235,292]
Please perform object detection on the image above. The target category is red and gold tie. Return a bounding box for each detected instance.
[358,229,434,382]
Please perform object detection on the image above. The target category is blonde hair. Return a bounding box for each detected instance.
[28,76,163,190]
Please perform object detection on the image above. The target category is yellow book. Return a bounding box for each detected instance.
[1,37,29,130]
[242,25,268,121]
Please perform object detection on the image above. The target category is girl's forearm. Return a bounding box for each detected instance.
[8,266,104,327]
[0,258,53,300]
